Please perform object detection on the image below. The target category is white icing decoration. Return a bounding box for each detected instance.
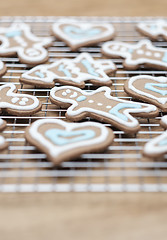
[21,52,116,86]
[137,49,144,54]
[97,103,103,106]
[0,135,5,146]
[106,105,112,109]
[28,119,110,158]
[66,89,71,93]
[102,39,167,69]
[137,20,167,39]
[0,83,40,111]
[0,23,53,63]
[52,18,115,48]
[62,92,67,96]
[128,75,167,104]
[88,100,94,103]
[50,86,157,129]
[11,97,19,103]
[70,92,78,98]
[146,51,151,56]
[154,52,161,57]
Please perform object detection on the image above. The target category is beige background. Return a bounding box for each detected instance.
[1,1,167,239]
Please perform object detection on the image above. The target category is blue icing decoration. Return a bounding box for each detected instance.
[76,96,87,102]
[6,30,22,38]
[109,103,142,121]
[58,64,72,77]
[63,26,101,39]
[35,71,45,78]
[81,59,99,77]
[128,48,133,53]
[150,25,157,31]
[158,138,167,146]
[162,52,167,63]
[45,128,95,145]
[145,83,167,96]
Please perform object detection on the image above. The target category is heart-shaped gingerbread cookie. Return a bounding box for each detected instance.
[25,119,114,164]
[52,19,115,51]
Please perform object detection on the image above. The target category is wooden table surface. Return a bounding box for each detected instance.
[1,0,167,239]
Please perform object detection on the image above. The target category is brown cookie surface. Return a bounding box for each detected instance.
[25,119,114,164]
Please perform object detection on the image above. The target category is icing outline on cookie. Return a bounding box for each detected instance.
[102,39,167,69]
[20,53,116,88]
[0,83,41,114]
[52,19,115,50]
[0,23,53,64]
[125,75,167,110]
[26,119,114,163]
[50,86,158,132]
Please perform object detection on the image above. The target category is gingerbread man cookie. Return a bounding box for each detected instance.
[0,119,8,150]
[25,119,114,164]
[0,83,41,116]
[50,86,158,133]
[136,20,167,41]
[52,19,115,51]
[0,23,53,65]
[124,75,167,111]
[20,53,116,88]
[143,115,167,158]
[102,39,167,70]
[0,60,7,77]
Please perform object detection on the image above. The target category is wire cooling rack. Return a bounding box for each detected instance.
[0,16,167,192]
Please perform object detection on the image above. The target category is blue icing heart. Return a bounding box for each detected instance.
[45,128,95,145]
[145,83,167,96]
[6,30,22,38]
[63,26,101,39]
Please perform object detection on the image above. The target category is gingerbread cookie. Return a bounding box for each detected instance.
[0,119,8,150]
[124,75,167,111]
[0,23,53,65]
[50,86,158,133]
[0,60,7,77]
[0,83,41,116]
[25,119,114,164]
[143,115,167,158]
[136,20,167,41]
[20,53,116,88]
[52,19,115,51]
[102,39,167,70]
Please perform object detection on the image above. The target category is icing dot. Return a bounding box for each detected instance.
[11,97,19,103]
[137,49,144,55]
[97,103,103,106]
[62,92,67,96]
[22,97,28,102]
[154,52,161,57]
[70,92,78,98]
[106,105,112,109]
[120,47,127,52]
[88,100,94,103]
[112,45,119,50]
[146,51,152,56]
[19,101,26,106]
[66,89,71,93]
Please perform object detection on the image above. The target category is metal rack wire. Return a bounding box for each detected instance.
[0,16,167,192]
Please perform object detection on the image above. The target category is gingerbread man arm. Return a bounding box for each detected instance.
[0,119,8,150]
[0,83,41,115]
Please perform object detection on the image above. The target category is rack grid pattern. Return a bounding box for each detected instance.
[0,16,167,192]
